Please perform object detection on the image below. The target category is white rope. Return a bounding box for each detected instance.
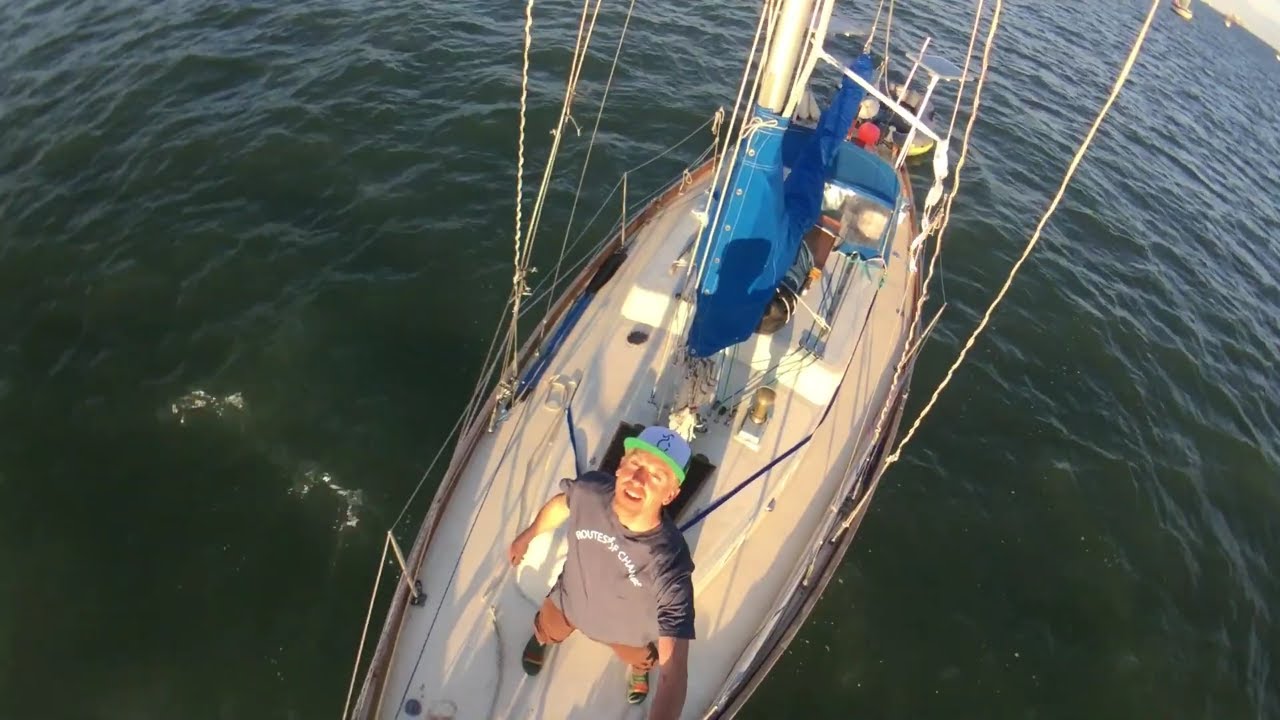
[502,0,605,392]
[859,0,1001,492]
[518,0,605,275]
[879,0,895,89]
[864,0,887,53]
[505,0,537,380]
[793,291,831,333]
[947,0,987,135]
[883,0,1162,468]
[340,534,391,720]
[542,0,639,324]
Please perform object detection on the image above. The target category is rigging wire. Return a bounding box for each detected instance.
[505,0,537,380]
[861,0,1002,466]
[882,0,1162,468]
[542,0,641,323]
[503,0,606,392]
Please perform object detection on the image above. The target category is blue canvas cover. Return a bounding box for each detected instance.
[829,143,899,207]
[779,128,900,207]
[686,54,874,358]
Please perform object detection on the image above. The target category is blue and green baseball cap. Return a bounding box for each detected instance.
[623,425,692,485]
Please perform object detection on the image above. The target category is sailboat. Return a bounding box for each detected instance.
[1170,0,1192,21]
[345,1,963,718]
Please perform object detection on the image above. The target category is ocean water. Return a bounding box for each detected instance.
[1,0,1278,718]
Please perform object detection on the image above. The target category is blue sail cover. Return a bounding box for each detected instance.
[686,54,874,358]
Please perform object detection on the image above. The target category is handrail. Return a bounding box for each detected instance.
[816,49,942,144]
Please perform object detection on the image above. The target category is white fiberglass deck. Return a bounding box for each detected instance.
[367,171,917,720]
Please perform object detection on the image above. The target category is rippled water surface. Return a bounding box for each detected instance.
[2,0,1279,718]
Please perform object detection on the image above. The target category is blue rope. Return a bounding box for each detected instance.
[679,434,815,532]
[678,285,883,533]
[566,401,584,477]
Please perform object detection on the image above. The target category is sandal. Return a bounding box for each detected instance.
[521,635,548,676]
[626,667,650,704]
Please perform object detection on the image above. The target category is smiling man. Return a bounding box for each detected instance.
[508,425,695,718]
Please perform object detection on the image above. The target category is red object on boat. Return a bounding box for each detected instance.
[855,122,881,148]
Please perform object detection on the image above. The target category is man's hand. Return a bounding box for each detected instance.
[509,528,533,566]
[647,636,689,720]
[507,492,570,567]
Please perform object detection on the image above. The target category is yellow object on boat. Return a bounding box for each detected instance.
[907,137,935,158]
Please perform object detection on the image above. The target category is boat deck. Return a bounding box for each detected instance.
[362,166,918,719]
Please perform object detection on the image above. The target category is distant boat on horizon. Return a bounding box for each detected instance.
[1170,0,1192,21]
[1225,12,1237,28]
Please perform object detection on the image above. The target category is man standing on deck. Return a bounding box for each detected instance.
[508,425,695,718]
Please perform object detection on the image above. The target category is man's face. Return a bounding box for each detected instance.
[614,448,680,514]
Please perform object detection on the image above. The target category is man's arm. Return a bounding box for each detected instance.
[508,493,570,566]
[648,636,689,720]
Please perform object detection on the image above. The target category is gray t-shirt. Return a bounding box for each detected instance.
[549,470,696,647]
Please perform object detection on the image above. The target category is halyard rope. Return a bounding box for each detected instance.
[340,535,390,720]
[879,0,895,89]
[882,0,1162,469]
[861,0,1002,471]
[505,0,537,381]
[543,0,640,327]
[507,0,604,389]
[864,0,887,54]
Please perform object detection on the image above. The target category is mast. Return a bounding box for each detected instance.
[758,0,818,112]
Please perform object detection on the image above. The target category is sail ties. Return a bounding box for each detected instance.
[907,136,951,272]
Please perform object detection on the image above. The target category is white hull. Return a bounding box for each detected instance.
[352,157,923,719]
